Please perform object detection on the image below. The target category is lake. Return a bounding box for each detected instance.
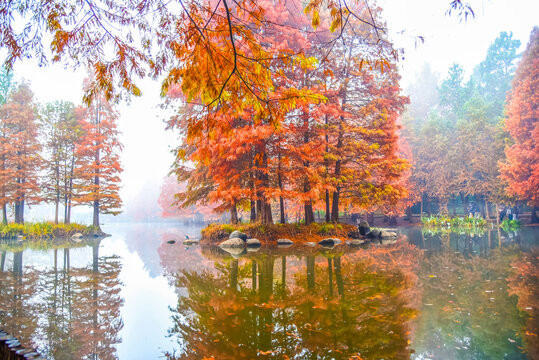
[1,223,538,359]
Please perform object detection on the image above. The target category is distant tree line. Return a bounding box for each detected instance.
[404,28,538,223]
[0,71,123,227]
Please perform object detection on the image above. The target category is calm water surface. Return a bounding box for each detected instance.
[0,223,538,359]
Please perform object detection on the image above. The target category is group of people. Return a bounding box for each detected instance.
[499,205,519,221]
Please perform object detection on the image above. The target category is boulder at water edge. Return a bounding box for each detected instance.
[277,238,294,246]
[365,229,381,239]
[380,230,397,239]
[246,238,261,247]
[219,237,245,248]
[318,238,342,246]
[358,220,370,236]
[229,230,248,241]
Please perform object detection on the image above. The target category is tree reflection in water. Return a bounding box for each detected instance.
[0,242,124,360]
[167,241,422,360]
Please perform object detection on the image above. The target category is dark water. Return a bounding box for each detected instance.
[0,223,537,359]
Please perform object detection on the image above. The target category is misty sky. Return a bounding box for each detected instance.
[5,0,538,216]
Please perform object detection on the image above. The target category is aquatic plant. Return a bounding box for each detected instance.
[500,219,522,232]
[421,215,488,230]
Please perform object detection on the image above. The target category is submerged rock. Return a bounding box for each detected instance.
[346,239,365,246]
[246,238,261,247]
[380,230,397,239]
[358,220,370,235]
[166,240,176,244]
[277,238,294,245]
[305,242,317,247]
[221,247,246,258]
[318,238,341,246]
[219,237,245,248]
[183,239,199,245]
[229,230,247,241]
[365,229,381,239]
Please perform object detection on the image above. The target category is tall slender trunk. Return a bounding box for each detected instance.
[277,150,285,224]
[230,202,239,224]
[330,122,344,223]
[1,204,6,225]
[302,114,314,225]
[485,199,490,219]
[324,114,330,223]
[531,206,538,224]
[325,190,330,222]
[495,203,500,228]
[420,195,423,217]
[250,199,256,222]
[92,103,101,228]
[259,152,273,225]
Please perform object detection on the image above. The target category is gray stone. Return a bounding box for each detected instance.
[246,238,261,247]
[380,230,397,239]
[72,232,83,239]
[318,238,341,246]
[219,237,245,248]
[365,229,381,239]
[305,242,317,247]
[247,247,260,252]
[229,230,247,241]
[277,238,294,245]
[358,220,370,235]
[346,239,365,245]
[381,238,397,245]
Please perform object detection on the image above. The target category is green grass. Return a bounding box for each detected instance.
[0,221,99,240]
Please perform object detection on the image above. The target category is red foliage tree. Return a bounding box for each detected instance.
[0,82,42,223]
[74,80,123,227]
[500,27,539,222]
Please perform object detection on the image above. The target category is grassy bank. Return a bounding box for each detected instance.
[201,222,356,245]
[0,222,101,240]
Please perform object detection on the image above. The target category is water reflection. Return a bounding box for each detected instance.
[0,225,537,359]
[167,242,422,359]
[0,240,124,359]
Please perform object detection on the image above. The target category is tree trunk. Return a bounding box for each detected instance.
[230,202,239,224]
[485,199,490,219]
[405,206,412,222]
[250,199,256,222]
[532,205,538,224]
[495,203,500,228]
[93,199,99,227]
[325,190,330,222]
[331,188,340,222]
[420,196,423,217]
[54,200,59,224]
[304,202,314,225]
[2,203,7,225]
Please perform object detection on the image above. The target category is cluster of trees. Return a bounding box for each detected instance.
[166,0,411,225]
[0,70,123,226]
[405,28,538,222]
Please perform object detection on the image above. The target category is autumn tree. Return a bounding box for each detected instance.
[0,67,14,224]
[500,27,539,223]
[74,84,123,228]
[0,82,42,223]
[39,101,80,224]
